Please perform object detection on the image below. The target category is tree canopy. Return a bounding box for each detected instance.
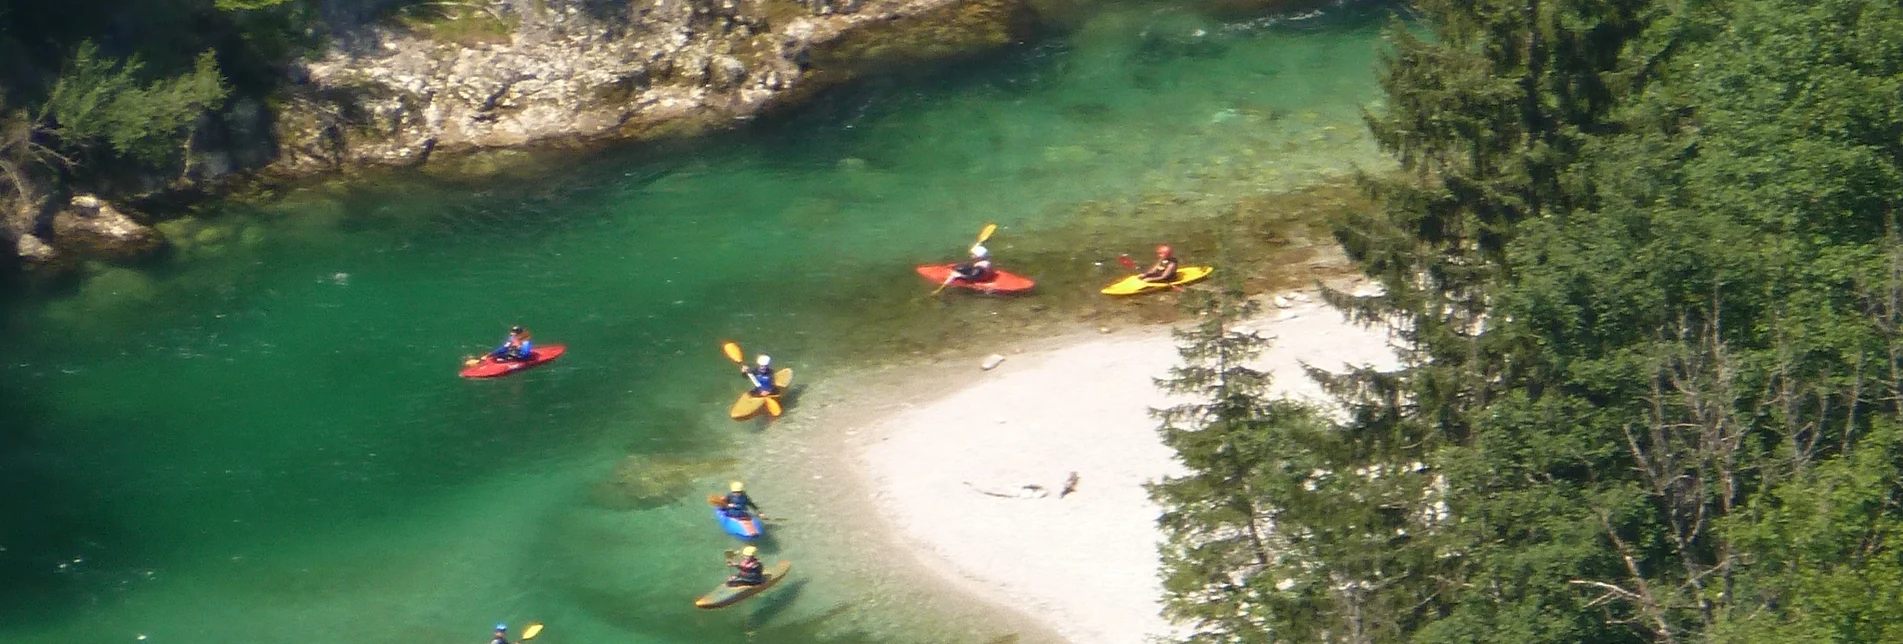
[1151,0,1903,642]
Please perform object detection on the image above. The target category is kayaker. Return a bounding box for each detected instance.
[726,545,765,586]
[489,624,514,644]
[948,245,995,284]
[723,481,762,518]
[742,355,777,396]
[490,326,534,362]
[1140,245,1180,283]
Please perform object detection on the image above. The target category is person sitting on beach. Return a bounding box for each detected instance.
[490,326,533,362]
[489,624,514,644]
[742,355,777,396]
[948,245,995,283]
[723,481,761,518]
[727,546,765,586]
[1140,245,1180,283]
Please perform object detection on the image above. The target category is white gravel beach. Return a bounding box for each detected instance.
[850,294,1401,644]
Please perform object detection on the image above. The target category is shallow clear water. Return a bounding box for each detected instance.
[0,4,1391,643]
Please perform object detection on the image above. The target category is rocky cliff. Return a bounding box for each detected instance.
[272,0,1032,172]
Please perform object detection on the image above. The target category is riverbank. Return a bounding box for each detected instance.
[751,275,1400,643]
[6,0,1354,278]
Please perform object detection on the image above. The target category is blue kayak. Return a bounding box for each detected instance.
[715,508,763,539]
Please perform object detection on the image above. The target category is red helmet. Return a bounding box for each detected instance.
[1156,244,1173,257]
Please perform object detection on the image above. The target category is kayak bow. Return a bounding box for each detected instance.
[459,345,567,378]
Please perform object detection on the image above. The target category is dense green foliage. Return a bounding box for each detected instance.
[0,0,319,209]
[1152,0,1903,642]
[42,43,229,165]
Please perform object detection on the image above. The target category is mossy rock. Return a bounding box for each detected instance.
[155,216,204,242]
[239,226,268,248]
[806,0,1035,80]
[194,225,232,246]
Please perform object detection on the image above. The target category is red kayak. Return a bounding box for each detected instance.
[916,264,1036,294]
[459,344,567,378]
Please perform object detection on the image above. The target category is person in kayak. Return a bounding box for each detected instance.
[742,355,778,396]
[723,481,762,518]
[490,326,534,362]
[489,624,514,644]
[1140,245,1180,283]
[727,545,765,586]
[947,245,996,284]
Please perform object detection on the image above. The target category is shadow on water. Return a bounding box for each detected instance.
[746,601,898,643]
[747,578,807,626]
[776,384,810,415]
[0,396,139,624]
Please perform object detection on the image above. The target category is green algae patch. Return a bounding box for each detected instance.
[590,454,742,510]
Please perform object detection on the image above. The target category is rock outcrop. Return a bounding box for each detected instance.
[9,194,165,273]
[50,194,164,262]
[273,0,1033,173]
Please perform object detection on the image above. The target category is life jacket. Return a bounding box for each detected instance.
[1151,257,1179,276]
[956,259,994,280]
[725,491,752,509]
[737,557,763,576]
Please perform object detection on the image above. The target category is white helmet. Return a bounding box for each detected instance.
[756,355,771,366]
[969,245,989,258]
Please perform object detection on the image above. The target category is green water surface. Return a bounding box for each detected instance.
[0,4,1391,643]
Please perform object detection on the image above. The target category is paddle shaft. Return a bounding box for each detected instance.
[934,224,998,296]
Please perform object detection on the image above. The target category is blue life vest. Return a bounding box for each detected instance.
[725,491,753,510]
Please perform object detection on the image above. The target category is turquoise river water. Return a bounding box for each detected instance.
[0,3,1392,643]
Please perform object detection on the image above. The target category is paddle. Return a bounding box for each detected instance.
[469,329,534,366]
[932,223,999,295]
[722,342,781,417]
[1119,253,1184,291]
[523,624,544,641]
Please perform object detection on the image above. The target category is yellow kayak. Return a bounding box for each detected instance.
[729,369,794,420]
[1100,266,1213,295]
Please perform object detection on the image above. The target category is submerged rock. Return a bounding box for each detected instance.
[589,454,740,510]
[75,267,161,310]
[50,195,164,262]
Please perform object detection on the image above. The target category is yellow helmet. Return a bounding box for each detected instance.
[740,546,758,557]
[730,481,744,492]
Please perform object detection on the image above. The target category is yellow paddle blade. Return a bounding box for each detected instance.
[522,623,544,640]
[765,396,783,417]
[721,341,744,364]
[976,223,997,244]
[463,357,480,367]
